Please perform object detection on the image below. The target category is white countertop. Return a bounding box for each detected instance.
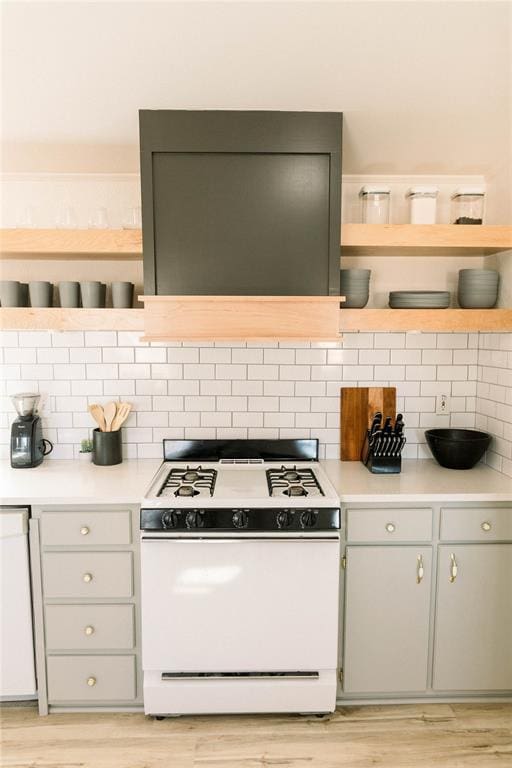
[1,458,511,506]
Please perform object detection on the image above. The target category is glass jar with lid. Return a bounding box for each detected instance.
[359,185,391,224]
[405,186,439,224]
[451,186,485,224]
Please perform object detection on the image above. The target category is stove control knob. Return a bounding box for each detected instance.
[162,510,178,529]
[232,510,249,529]
[186,510,204,529]
[276,510,293,529]
[300,510,318,529]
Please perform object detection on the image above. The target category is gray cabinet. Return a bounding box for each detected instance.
[29,504,142,715]
[433,544,512,691]
[343,545,432,694]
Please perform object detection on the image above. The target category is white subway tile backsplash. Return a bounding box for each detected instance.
[3,331,509,473]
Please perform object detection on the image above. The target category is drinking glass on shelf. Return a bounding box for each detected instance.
[56,206,78,229]
[88,207,109,229]
[122,206,142,229]
[15,206,36,228]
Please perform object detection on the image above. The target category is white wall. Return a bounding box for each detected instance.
[1,1,511,222]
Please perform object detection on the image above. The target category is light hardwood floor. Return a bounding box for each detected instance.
[1,703,511,768]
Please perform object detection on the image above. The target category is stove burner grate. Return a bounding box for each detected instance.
[158,465,217,498]
[266,465,324,498]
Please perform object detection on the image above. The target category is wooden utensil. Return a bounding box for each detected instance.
[111,402,132,431]
[103,401,117,432]
[88,403,106,432]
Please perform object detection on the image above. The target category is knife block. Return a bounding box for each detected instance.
[340,387,396,461]
[365,453,402,474]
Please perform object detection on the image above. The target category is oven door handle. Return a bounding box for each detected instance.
[141,536,339,543]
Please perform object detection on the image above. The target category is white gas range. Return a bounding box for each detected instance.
[140,439,341,717]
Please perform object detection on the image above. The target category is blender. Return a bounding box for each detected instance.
[10,393,53,468]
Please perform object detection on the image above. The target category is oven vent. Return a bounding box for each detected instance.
[161,671,319,680]
[219,458,264,464]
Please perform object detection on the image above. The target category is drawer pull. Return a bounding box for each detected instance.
[416,555,424,584]
[86,676,97,687]
[385,523,396,533]
[84,625,95,636]
[449,553,458,583]
[481,521,492,532]
[80,526,90,536]
[83,573,93,583]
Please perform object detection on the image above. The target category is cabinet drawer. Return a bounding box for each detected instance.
[43,552,133,599]
[346,508,432,543]
[45,605,134,651]
[41,510,131,547]
[440,508,512,542]
[47,655,136,702]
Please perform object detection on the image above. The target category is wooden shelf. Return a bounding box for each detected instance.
[0,308,144,331]
[341,224,512,256]
[340,309,512,332]
[0,229,142,259]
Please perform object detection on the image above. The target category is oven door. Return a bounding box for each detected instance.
[141,536,340,673]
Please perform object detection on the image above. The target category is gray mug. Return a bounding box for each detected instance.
[59,281,80,308]
[0,281,22,307]
[80,281,106,308]
[111,282,134,308]
[29,281,53,307]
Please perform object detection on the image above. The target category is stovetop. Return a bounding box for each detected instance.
[143,461,339,509]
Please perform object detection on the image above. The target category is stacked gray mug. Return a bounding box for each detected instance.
[458,269,499,308]
[340,269,371,308]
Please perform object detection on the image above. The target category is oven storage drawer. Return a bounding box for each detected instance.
[440,508,512,542]
[346,508,432,543]
[45,605,135,651]
[141,537,340,672]
[46,655,136,703]
[41,511,131,547]
[43,552,133,599]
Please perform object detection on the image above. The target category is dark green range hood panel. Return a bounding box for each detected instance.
[139,110,342,296]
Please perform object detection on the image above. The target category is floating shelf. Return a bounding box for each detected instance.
[3,225,511,259]
[0,308,144,331]
[341,309,512,332]
[341,224,512,256]
[2,306,509,335]
[0,229,142,259]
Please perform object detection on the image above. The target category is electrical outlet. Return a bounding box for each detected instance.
[436,394,450,415]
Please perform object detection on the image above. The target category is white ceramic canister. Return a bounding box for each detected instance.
[359,185,391,224]
[405,186,439,224]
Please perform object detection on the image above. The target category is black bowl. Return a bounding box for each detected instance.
[425,428,491,470]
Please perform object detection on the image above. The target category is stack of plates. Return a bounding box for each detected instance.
[340,269,371,308]
[458,269,499,309]
[389,291,451,309]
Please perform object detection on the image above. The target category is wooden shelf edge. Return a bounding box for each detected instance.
[341,224,512,255]
[340,308,512,332]
[0,228,142,257]
[0,308,145,331]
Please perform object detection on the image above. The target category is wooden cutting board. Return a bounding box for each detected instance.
[340,387,396,461]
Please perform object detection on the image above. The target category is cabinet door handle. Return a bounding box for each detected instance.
[449,553,458,583]
[481,521,492,532]
[80,526,90,536]
[416,554,424,584]
[83,572,93,583]
[87,676,97,687]
[84,625,95,636]
[385,522,396,533]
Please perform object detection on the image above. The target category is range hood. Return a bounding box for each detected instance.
[138,110,343,340]
[139,110,342,297]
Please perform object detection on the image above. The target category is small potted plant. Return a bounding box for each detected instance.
[79,437,93,460]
